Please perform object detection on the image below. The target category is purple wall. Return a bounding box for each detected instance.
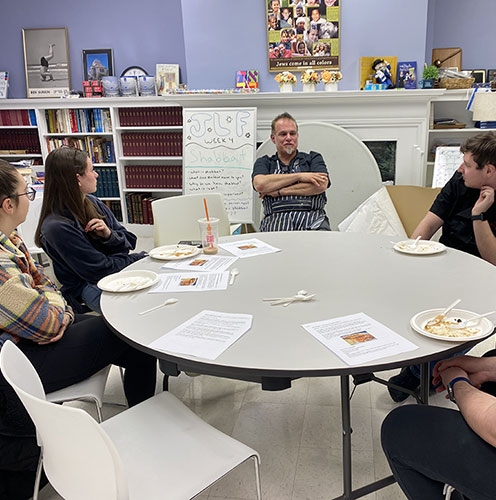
[426,0,495,70]
[0,0,186,98]
[2,0,493,97]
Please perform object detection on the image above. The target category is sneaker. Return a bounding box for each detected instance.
[387,367,419,402]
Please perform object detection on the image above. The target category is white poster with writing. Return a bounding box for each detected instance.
[183,108,256,223]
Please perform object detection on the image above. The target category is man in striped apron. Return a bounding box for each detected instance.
[253,112,331,231]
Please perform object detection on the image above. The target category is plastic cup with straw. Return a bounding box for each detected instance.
[200,198,218,254]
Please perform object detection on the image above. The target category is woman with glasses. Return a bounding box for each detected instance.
[34,147,147,314]
[0,159,156,499]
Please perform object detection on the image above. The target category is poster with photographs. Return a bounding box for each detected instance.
[267,0,340,72]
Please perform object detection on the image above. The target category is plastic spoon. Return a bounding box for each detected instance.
[409,235,421,249]
[229,268,239,285]
[138,298,178,315]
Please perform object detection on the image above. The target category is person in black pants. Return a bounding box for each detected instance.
[381,350,496,500]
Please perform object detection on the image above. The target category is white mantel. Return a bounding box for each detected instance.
[2,89,448,185]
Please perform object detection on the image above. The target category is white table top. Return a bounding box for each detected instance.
[101,231,496,379]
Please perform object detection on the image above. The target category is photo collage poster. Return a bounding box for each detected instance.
[267,0,340,72]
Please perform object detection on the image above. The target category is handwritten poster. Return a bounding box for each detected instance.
[183,108,256,223]
[432,146,463,188]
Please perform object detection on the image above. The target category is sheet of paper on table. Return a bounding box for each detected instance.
[149,272,229,293]
[302,313,418,366]
[161,254,238,273]
[148,310,253,360]
[219,238,281,258]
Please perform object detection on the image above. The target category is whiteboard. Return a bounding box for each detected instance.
[183,108,257,224]
[432,146,463,188]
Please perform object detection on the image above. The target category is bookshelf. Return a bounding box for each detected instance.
[114,106,183,225]
[426,89,481,186]
[0,109,43,175]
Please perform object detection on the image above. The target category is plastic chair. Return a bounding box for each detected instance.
[151,193,231,246]
[255,122,383,230]
[0,341,262,500]
[386,185,441,237]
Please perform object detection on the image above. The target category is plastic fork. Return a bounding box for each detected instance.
[425,298,461,327]
[449,311,496,329]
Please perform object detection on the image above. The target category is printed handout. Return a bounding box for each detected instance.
[149,272,229,293]
[302,313,418,366]
[148,310,253,360]
[161,254,238,273]
[219,238,281,258]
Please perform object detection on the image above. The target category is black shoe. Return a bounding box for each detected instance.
[387,367,419,402]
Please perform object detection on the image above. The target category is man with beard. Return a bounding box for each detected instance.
[252,112,331,231]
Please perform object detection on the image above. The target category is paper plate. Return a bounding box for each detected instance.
[410,308,494,342]
[149,244,201,261]
[97,270,159,293]
[394,240,446,255]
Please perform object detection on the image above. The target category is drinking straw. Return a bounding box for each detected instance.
[203,198,210,221]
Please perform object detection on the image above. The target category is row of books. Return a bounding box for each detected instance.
[45,108,112,134]
[45,137,115,164]
[121,132,182,157]
[125,192,156,225]
[0,109,37,126]
[124,165,182,189]
[94,168,119,198]
[0,129,41,154]
[102,200,123,222]
[118,107,183,127]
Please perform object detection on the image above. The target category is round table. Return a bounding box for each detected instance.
[101,231,496,499]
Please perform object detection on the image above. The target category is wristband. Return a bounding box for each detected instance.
[471,212,486,221]
[447,376,472,403]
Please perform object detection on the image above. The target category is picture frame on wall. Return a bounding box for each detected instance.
[82,49,114,81]
[467,69,485,84]
[487,69,496,83]
[266,0,341,72]
[22,27,71,98]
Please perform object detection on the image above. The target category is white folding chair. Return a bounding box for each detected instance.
[151,193,231,246]
[0,341,262,500]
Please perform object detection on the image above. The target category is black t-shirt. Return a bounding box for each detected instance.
[430,171,496,257]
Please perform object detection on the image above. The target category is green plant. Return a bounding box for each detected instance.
[422,65,439,80]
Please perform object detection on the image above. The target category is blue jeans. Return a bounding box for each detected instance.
[81,283,102,314]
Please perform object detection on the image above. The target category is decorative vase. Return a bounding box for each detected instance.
[324,82,339,92]
[302,83,316,93]
[279,83,293,93]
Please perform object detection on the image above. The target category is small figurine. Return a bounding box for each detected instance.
[372,59,395,89]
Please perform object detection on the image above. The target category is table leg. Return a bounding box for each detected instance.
[418,362,429,405]
[332,375,395,500]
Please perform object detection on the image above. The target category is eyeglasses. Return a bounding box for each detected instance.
[11,186,36,202]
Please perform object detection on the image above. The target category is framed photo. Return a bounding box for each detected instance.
[467,69,485,84]
[487,69,496,83]
[266,0,341,72]
[156,64,179,95]
[82,49,114,81]
[22,27,71,98]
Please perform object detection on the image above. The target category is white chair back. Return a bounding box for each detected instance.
[152,193,231,246]
[0,341,128,500]
[256,122,383,230]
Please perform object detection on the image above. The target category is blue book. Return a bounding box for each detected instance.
[397,61,417,89]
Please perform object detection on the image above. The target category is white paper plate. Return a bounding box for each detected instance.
[410,308,494,342]
[394,240,446,255]
[97,270,159,293]
[149,244,201,261]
